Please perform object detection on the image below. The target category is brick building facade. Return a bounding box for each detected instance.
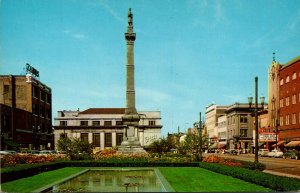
[0,74,53,150]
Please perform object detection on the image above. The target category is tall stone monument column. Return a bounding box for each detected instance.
[119,8,145,153]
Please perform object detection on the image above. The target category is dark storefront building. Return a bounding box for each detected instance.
[0,70,53,150]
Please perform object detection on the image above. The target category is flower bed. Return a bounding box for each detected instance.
[1,154,67,167]
[92,149,196,163]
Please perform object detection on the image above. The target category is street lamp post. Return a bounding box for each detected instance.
[248,76,265,164]
[194,112,203,161]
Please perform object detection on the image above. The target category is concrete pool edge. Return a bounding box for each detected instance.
[33,169,89,193]
[34,167,175,192]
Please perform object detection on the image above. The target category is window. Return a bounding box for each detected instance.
[240,129,247,137]
[240,116,247,123]
[104,121,112,126]
[292,72,297,80]
[3,85,9,94]
[292,114,296,124]
[286,97,290,106]
[32,86,39,98]
[280,99,283,108]
[60,121,67,126]
[280,116,283,126]
[149,120,156,126]
[60,133,67,138]
[47,94,51,103]
[286,76,290,83]
[81,133,88,142]
[285,115,290,126]
[105,133,112,147]
[116,133,123,146]
[92,133,100,146]
[280,79,284,86]
[40,91,46,101]
[80,121,88,126]
[292,94,296,104]
[116,121,123,125]
[92,121,100,126]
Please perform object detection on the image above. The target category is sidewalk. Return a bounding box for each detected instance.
[263,170,300,179]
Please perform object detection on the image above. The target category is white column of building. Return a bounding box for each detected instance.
[88,132,93,144]
[100,132,105,150]
[139,131,144,146]
[112,132,116,148]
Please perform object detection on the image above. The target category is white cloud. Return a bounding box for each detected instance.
[62,30,88,40]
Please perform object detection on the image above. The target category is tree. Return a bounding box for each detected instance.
[56,137,93,160]
[148,138,171,155]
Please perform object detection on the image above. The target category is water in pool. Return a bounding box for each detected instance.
[45,169,166,192]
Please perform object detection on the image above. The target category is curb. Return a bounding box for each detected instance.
[263,170,300,179]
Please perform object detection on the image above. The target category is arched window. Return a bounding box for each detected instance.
[292,72,297,80]
[280,78,284,86]
[286,76,290,83]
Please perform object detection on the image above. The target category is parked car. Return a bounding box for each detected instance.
[0,150,17,155]
[20,150,40,155]
[268,149,283,158]
[283,150,300,160]
[228,149,238,155]
[39,150,57,155]
[258,149,269,157]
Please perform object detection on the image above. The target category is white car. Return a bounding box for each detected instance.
[268,149,283,158]
[258,149,269,157]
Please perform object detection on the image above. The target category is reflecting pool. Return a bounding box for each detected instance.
[43,169,169,192]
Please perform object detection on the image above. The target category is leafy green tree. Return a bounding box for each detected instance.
[148,138,172,156]
[56,137,92,160]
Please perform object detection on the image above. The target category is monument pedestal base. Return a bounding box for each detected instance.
[117,137,146,153]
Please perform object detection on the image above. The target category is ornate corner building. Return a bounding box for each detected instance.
[268,56,300,148]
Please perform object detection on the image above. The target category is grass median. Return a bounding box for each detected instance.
[1,167,272,192]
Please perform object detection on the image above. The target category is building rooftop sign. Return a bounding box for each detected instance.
[26,63,39,77]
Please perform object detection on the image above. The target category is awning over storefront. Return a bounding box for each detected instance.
[271,141,285,147]
[258,142,266,147]
[285,141,300,147]
[209,143,218,149]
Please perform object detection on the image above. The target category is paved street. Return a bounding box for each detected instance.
[205,153,300,179]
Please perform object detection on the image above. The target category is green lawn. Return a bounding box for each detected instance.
[1,167,84,192]
[1,167,272,192]
[158,167,272,192]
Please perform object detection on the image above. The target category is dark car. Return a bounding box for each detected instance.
[283,150,300,160]
[229,149,238,155]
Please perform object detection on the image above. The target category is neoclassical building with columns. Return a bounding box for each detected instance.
[53,108,162,150]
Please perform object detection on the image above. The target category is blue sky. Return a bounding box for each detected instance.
[1,0,300,137]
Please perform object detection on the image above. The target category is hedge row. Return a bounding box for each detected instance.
[199,162,300,191]
[1,161,199,183]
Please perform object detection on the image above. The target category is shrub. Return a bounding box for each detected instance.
[199,162,300,191]
[202,155,265,170]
